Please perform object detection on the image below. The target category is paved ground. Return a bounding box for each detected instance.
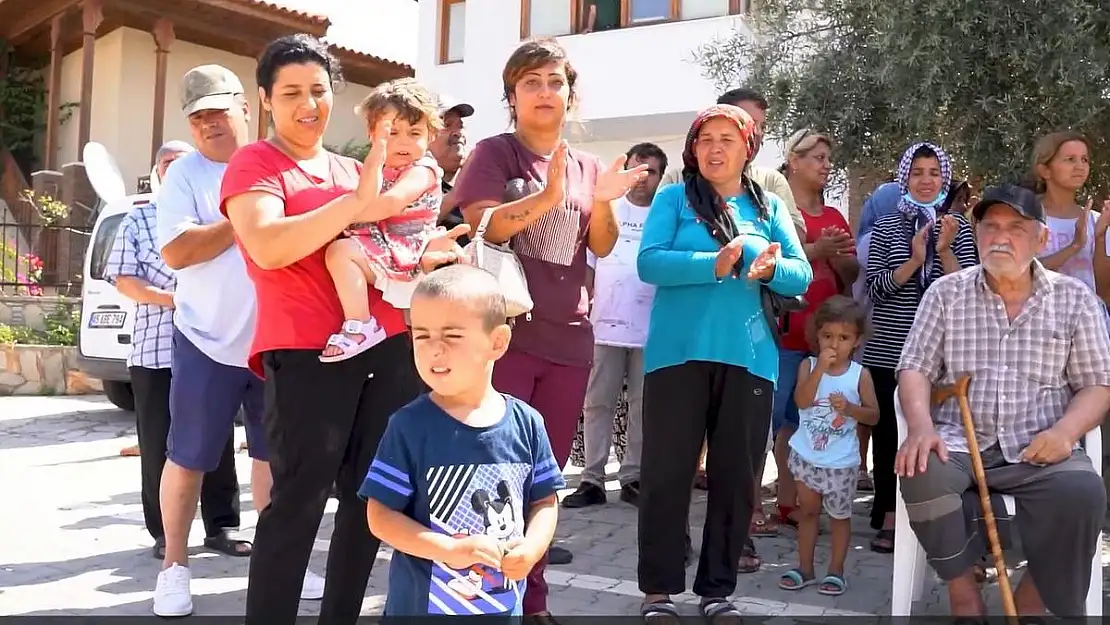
[2,395,1108,618]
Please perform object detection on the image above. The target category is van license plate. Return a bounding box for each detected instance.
[88,312,126,329]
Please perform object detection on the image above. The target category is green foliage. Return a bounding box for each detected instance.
[326,139,371,161]
[0,40,79,170]
[0,304,79,346]
[695,0,1110,191]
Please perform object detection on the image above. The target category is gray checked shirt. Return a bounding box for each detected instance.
[104,202,176,369]
[898,261,1110,463]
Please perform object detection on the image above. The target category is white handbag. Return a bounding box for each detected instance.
[463,208,534,318]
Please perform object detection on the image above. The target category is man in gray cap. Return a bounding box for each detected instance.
[431,94,474,244]
[151,64,324,617]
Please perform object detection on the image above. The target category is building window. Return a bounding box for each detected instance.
[440,0,466,64]
[523,0,575,37]
[520,0,742,38]
[629,0,669,23]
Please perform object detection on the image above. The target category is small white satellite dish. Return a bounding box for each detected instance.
[82,141,127,205]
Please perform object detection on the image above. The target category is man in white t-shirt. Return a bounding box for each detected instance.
[563,143,666,509]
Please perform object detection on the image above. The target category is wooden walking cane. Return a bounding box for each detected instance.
[932,373,1018,623]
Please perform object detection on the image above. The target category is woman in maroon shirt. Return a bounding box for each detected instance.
[451,38,646,620]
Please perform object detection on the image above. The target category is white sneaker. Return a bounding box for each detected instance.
[301,569,326,600]
[153,563,193,617]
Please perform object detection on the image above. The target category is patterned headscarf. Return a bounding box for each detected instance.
[895,141,953,290]
[679,104,769,261]
[681,104,759,175]
[896,141,953,218]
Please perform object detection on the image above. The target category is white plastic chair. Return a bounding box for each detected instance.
[892,386,1103,616]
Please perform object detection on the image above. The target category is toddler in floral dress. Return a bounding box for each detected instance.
[321,78,444,363]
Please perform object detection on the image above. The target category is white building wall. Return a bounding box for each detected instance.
[50,27,378,192]
[414,2,789,174]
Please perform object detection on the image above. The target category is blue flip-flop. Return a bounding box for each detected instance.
[817,573,848,596]
[778,568,817,590]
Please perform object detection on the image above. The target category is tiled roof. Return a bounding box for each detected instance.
[330,44,414,75]
[235,0,329,26]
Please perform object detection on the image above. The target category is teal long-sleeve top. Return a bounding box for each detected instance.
[637,182,813,388]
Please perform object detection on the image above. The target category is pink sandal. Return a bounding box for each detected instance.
[319,319,386,363]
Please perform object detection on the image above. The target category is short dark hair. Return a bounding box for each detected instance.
[717,88,768,110]
[626,142,668,172]
[256,34,342,96]
[812,295,868,338]
[502,38,579,124]
[412,264,507,331]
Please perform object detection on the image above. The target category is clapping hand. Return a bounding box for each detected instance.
[714,237,744,279]
[936,215,958,252]
[1074,199,1093,249]
[541,142,568,202]
[442,534,503,572]
[910,225,929,263]
[747,242,780,282]
[1094,199,1110,240]
[594,155,648,203]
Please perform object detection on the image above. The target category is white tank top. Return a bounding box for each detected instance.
[789,359,864,470]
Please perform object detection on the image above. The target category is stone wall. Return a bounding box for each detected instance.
[0,345,103,396]
[0,295,79,330]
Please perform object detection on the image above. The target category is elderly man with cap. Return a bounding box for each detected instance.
[106,140,245,563]
[151,64,324,617]
[430,94,474,245]
[896,183,1110,618]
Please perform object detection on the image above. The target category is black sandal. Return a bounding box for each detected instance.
[203,531,253,557]
[151,536,165,560]
[700,597,743,624]
[641,598,680,623]
[870,528,894,554]
[737,539,761,574]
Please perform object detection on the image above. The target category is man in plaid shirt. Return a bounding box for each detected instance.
[895,183,1110,618]
[105,140,243,561]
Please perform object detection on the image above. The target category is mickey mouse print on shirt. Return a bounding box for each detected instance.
[426,464,531,615]
[446,480,519,600]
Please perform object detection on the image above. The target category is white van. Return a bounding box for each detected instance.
[76,143,153,411]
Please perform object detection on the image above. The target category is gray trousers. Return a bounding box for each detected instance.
[581,344,643,486]
[900,445,1105,617]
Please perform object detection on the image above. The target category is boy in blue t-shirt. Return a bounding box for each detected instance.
[359,264,565,617]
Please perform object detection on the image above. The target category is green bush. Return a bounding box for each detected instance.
[0,304,79,346]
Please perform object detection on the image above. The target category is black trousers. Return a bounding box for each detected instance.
[130,366,241,541]
[637,361,772,597]
[869,365,898,530]
[245,334,423,625]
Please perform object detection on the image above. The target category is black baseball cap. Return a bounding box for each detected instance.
[970,183,1045,223]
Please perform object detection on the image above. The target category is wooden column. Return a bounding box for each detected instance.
[77,0,103,153]
[150,18,175,163]
[256,96,270,140]
[44,13,66,170]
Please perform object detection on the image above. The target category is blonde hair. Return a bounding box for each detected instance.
[355,78,443,132]
[1029,131,1089,193]
[781,128,833,178]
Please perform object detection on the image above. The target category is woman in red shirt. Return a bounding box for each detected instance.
[219,35,467,625]
[769,130,858,528]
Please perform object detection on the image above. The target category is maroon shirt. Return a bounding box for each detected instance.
[453,133,601,369]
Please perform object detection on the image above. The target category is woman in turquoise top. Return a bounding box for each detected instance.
[634,104,811,622]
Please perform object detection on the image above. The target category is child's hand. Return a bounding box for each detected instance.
[366,117,392,165]
[829,391,850,414]
[499,537,545,581]
[442,534,502,571]
[817,348,837,371]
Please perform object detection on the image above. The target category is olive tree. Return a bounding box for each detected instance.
[695,0,1110,193]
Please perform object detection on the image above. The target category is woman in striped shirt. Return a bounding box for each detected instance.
[861,141,978,553]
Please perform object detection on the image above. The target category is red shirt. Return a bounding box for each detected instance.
[219,141,407,377]
[781,206,854,353]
